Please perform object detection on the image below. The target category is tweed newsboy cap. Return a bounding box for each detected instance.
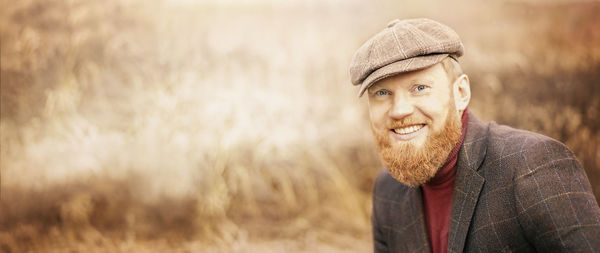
[349,18,464,97]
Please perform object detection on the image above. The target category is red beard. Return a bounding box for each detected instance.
[371,108,462,187]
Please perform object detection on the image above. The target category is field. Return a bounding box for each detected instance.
[1,0,599,252]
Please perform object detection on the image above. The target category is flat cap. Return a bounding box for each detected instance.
[349,18,464,97]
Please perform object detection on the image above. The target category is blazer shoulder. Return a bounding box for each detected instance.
[485,122,576,163]
[490,124,600,251]
[373,169,411,199]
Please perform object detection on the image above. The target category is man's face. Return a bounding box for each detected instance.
[367,63,463,186]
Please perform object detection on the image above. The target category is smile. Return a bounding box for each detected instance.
[393,125,424,134]
[390,124,427,141]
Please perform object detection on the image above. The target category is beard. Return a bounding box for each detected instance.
[371,108,462,187]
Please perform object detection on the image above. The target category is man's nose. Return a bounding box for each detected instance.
[389,98,414,119]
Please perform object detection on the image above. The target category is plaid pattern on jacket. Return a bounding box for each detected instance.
[372,112,600,252]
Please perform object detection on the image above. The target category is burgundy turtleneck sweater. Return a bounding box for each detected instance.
[422,109,469,253]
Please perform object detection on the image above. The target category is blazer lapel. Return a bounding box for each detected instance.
[384,183,431,252]
[410,187,432,253]
[447,112,489,253]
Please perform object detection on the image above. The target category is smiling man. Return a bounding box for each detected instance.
[349,18,600,253]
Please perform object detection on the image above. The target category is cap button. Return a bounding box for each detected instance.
[387,19,400,28]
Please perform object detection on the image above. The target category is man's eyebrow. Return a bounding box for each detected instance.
[409,79,434,85]
[368,82,386,92]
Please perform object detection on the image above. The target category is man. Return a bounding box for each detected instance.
[349,18,600,252]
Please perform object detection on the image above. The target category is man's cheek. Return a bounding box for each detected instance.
[419,98,444,112]
[369,116,385,131]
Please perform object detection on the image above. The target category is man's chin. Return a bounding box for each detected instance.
[389,138,426,151]
[385,159,439,187]
[387,136,430,156]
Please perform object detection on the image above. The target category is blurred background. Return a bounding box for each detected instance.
[1,0,599,252]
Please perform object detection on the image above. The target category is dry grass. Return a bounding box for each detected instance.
[1,0,599,252]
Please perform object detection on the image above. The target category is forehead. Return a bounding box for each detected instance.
[369,63,448,90]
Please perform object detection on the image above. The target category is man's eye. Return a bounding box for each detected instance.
[375,90,390,96]
[414,85,430,93]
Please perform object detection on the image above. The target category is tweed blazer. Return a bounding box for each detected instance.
[372,112,600,252]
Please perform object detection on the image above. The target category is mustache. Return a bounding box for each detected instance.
[386,117,432,129]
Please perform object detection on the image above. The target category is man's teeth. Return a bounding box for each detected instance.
[393,125,423,134]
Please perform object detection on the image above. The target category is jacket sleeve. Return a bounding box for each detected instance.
[372,211,389,253]
[514,137,600,252]
[372,173,390,253]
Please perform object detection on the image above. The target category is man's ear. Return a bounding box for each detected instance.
[453,74,471,111]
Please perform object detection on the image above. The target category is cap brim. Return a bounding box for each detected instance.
[358,54,449,97]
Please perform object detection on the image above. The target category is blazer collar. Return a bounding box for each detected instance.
[447,111,489,253]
